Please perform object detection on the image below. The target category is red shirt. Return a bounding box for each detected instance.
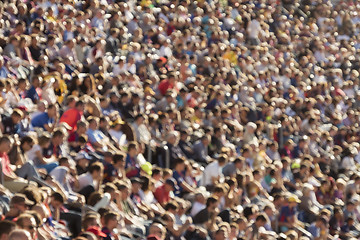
[60,108,82,131]
[158,79,174,96]
[154,184,170,205]
[0,152,13,176]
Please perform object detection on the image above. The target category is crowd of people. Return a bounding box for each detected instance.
[0,0,359,239]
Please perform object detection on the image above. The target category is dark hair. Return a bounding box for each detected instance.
[206,196,218,207]
[256,214,267,222]
[0,220,16,236]
[51,192,65,203]
[104,211,118,225]
[20,136,34,146]
[113,153,125,164]
[88,162,103,174]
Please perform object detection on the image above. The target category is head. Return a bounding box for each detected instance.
[0,136,13,154]
[88,162,104,181]
[0,220,16,240]
[8,230,31,240]
[148,223,166,240]
[16,214,37,239]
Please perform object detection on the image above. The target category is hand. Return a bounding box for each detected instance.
[185,217,192,225]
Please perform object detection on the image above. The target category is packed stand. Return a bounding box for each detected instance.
[0,0,359,240]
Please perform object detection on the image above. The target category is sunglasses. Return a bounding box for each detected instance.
[23,225,37,230]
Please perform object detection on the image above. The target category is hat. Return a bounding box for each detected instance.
[130,177,143,184]
[75,152,92,161]
[10,194,34,206]
[86,226,107,237]
[287,195,301,203]
[110,118,124,126]
[147,235,161,240]
[165,178,179,191]
[141,162,152,176]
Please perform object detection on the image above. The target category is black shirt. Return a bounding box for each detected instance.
[192,208,210,225]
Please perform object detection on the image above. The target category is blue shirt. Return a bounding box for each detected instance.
[173,170,185,196]
[31,112,54,130]
[87,129,106,144]
[26,86,39,103]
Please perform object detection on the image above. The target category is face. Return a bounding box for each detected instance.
[21,217,37,239]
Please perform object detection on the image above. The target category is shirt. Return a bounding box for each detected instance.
[201,161,223,186]
[77,172,94,190]
[31,112,54,130]
[60,108,82,131]
[0,152,13,176]
[153,184,170,205]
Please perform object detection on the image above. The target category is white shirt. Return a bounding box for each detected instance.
[200,161,223,186]
[109,129,127,146]
[247,19,261,39]
[78,172,94,190]
[190,201,206,217]
[342,156,355,170]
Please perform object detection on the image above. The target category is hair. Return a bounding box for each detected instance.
[103,183,116,193]
[88,192,103,206]
[52,129,65,138]
[58,157,69,166]
[206,196,218,207]
[16,213,35,228]
[20,136,34,146]
[82,213,99,231]
[51,192,65,203]
[0,220,16,237]
[38,134,51,146]
[127,142,138,151]
[256,213,267,222]
[103,211,118,225]
[88,162,103,174]
[8,229,31,240]
[0,136,11,145]
[113,153,125,164]
[152,167,161,177]
[164,201,178,211]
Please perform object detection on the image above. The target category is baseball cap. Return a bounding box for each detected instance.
[165,178,179,191]
[75,152,92,161]
[141,162,152,176]
[287,195,301,203]
[86,226,107,237]
[10,194,34,206]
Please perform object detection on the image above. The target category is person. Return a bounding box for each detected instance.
[77,162,104,196]
[16,213,37,240]
[101,211,120,240]
[153,178,177,206]
[278,195,302,233]
[192,135,211,164]
[0,220,16,240]
[0,136,35,193]
[200,155,227,189]
[8,229,32,240]
[125,142,140,178]
[59,100,84,131]
[31,104,58,132]
[0,109,23,134]
[193,196,218,229]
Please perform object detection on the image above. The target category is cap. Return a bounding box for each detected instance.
[165,178,179,191]
[130,177,143,184]
[75,152,92,161]
[86,226,107,237]
[141,162,152,176]
[287,195,301,203]
[10,194,34,206]
[110,118,125,126]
